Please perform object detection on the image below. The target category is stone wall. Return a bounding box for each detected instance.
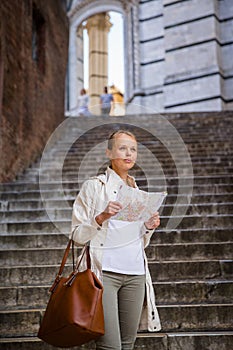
[66,0,233,113]
[0,0,69,182]
[138,0,233,112]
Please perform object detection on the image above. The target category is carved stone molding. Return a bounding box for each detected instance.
[68,0,135,19]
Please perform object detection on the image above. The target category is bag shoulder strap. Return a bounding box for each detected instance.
[50,240,91,293]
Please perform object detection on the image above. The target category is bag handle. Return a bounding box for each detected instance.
[50,239,91,293]
[64,245,91,287]
[75,244,91,270]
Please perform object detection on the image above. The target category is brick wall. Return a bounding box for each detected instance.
[0,0,69,182]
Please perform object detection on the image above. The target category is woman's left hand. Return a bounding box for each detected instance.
[144,212,160,230]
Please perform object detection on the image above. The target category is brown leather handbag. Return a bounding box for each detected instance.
[38,240,105,348]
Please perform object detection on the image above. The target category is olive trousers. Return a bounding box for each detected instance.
[96,271,146,350]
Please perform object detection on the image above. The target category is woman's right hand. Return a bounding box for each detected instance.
[95,201,122,226]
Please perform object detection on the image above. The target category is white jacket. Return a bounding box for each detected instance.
[71,167,161,332]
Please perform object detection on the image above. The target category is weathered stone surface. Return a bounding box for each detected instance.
[0,112,232,349]
[167,332,233,350]
[0,233,68,249]
[154,281,233,305]
[0,310,41,337]
[153,228,233,244]
[1,280,232,310]
[0,248,73,267]
[0,265,64,286]
[158,304,233,332]
[1,333,233,350]
[1,305,232,338]
[146,242,233,261]
[149,260,232,282]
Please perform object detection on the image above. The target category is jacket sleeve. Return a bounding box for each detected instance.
[141,225,155,248]
[70,179,103,246]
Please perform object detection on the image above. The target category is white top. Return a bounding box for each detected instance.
[78,94,89,108]
[102,181,145,275]
[102,219,145,275]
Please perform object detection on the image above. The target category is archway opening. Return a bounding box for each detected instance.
[82,11,125,116]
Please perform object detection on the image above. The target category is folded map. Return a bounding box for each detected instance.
[114,184,167,222]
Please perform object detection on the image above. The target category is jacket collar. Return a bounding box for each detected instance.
[96,166,136,188]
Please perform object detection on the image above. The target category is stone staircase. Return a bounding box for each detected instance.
[0,112,233,350]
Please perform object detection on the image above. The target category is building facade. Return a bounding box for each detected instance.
[66,0,233,113]
[0,0,69,182]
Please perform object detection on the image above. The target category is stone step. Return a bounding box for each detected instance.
[1,260,232,286]
[1,203,232,222]
[56,143,233,154]
[0,190,76,201]
[1,242,232,267]
[60,161,233,172]
[1,280,232,310]
[0,233,68,249]
[0,248,75,267]
[58,135,232,143]
[147,242,233,262]
[164,203,233,216]
[0,220,65,234]
[158,304,233,332]
[57,155,230,168]
[0,264,71,286]
[0,112,232,349]
[1,174,232,192]
[55,127,233,138]
[63,155,232,163]
[42,166,233,179]
[61,167,233,178]
[1,183,232,205]
[1,184,232,204]
[61,170,233,181]
[68,116,233,131]
[0,214,232,234]
[0,228,232,250]
[161,214,233,230]
[149,260,233,282]
[14,143,233,157]
[59,148,229,160]
[1,193,232,211]
[37,156,232,173]
[154,280,233,306]
[1,332,233,350]
[154,228,233,244]
[47,151,232,166]
[57,115,233,127]
[0,304,232,338]
[42,126,232,137]
[70,118,233,129]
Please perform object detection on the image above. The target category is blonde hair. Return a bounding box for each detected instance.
[107,130,137,150]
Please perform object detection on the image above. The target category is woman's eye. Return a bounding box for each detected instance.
[119,146,137,152]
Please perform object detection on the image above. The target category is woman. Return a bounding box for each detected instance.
[71,130,161,350]
[77,88,91,117]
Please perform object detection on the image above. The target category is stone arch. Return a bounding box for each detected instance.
[66,0,139,113]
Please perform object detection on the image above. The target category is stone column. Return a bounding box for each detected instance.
[76,25,84,98]
[85,13,112,114]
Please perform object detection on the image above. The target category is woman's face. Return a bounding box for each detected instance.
[107,133,137,172]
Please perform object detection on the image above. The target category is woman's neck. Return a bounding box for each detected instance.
[111,165,128,181]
